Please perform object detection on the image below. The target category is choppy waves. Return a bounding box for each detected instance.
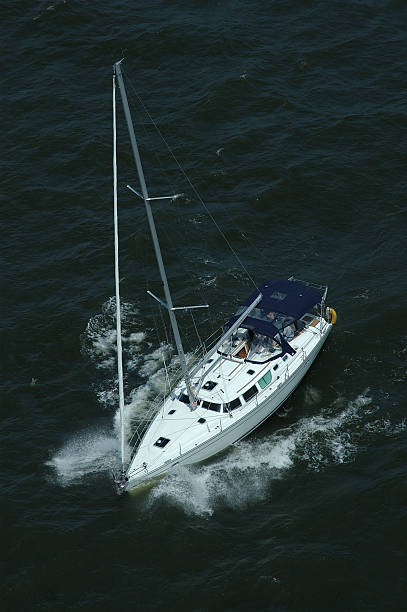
[47,428,119,486]
[49,339,406,513]
[48,297,178,483]
[49,298,407,499]
[48,297,407,510]
[145,389,376,516]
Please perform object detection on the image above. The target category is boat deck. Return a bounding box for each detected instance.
[126,314,330,484]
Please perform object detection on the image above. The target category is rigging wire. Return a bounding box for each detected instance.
[239,230,271,268]
[122,66,260,294]
[190,309,204,354]
[158,299,170,347]
[155,302,172,394]
[121,70,229,354]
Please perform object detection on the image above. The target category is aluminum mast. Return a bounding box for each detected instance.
[112,72,126,474]
[113,61,195,405]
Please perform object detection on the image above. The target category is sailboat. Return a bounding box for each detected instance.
[111,61,337,494]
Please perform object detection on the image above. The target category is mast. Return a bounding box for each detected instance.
[113,61,196,405]
[113,72,126,472]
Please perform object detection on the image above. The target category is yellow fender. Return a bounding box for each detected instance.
[326,307,337,324]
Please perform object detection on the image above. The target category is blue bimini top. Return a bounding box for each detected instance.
[240,279,323,321]
[224,279,324,358]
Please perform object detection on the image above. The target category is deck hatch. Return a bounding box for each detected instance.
[203,380,217,391]
[168,409,176,415]
[154,437,170,448]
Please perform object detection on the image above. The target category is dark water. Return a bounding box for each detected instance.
[3,1,407,610]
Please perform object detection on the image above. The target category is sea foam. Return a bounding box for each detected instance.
[50,303,405,512]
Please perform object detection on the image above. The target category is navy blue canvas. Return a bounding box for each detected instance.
[225,314,279,338]
[242,279,323,320]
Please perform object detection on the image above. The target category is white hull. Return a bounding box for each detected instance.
[125,319,332,490]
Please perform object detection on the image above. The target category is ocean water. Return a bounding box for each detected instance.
[2,1,407,610]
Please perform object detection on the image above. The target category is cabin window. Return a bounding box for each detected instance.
[198,418,206,424]
[224,397,242,411]
[201,400,221,412]
[154,437,170,448]
[179,392,190,404]
[243,385,258,402]
[168,409,176,415]
[257,370,271,389]
[247,369,255,375]
[273,364,279,371]
[203,380,217,391]
[258,370,272,389]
